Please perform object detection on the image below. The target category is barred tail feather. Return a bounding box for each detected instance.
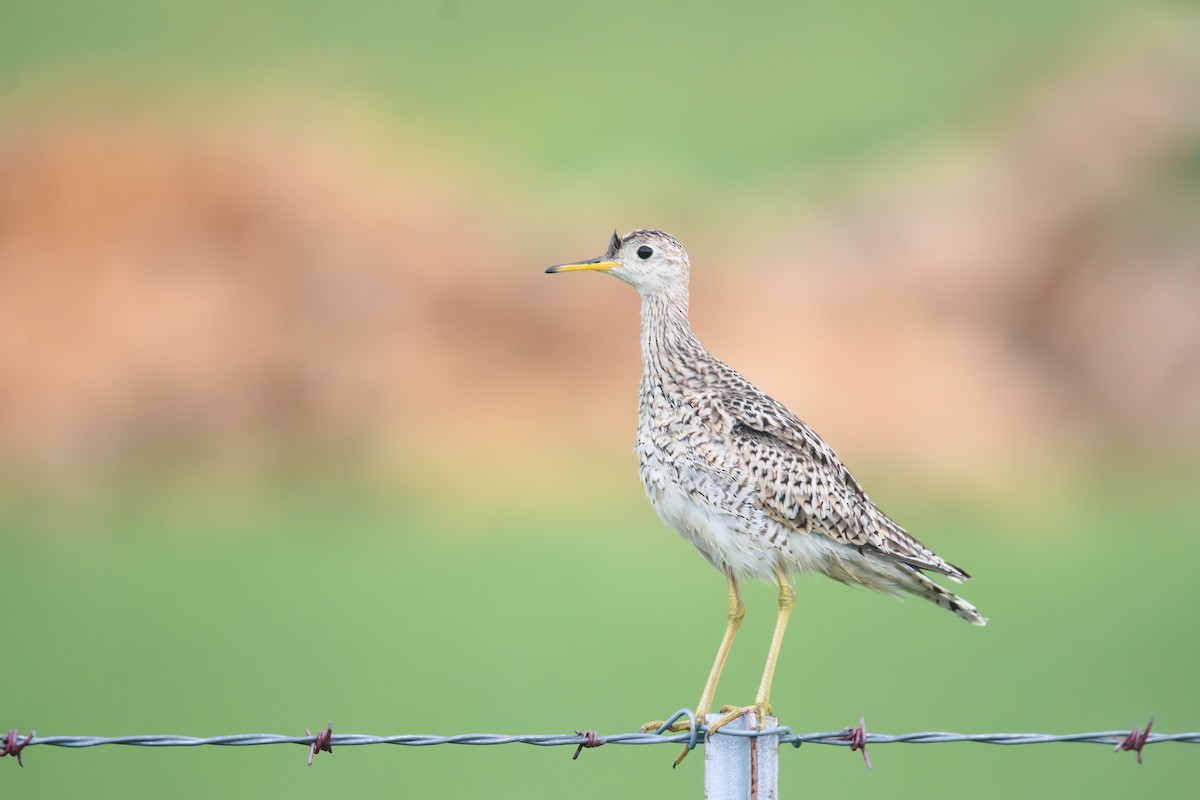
[817,543,986,625]
[905,568,987,626]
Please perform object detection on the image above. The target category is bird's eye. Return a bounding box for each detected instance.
[637,245,653,260]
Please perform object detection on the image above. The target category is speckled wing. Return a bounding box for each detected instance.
[714,386,970,581]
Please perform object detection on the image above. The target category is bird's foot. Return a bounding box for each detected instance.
[707,702,773,738]
[641,713,706,768]
[642,704,773,767]
[640,718,691,734]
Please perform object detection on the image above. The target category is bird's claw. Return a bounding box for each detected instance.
[641,719,691,734]
[708,702,772,738]
[641,715,702,767]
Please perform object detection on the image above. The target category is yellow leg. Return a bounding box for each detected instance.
[643,570,744,767]
[755,566,795,708]
[696,571,745,721]
[710,566,795,735]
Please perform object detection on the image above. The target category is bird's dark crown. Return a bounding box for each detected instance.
[621,229,683,251]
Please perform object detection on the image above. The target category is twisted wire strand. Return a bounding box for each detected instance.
[24,731,1200,748]
[11,715,1197,752]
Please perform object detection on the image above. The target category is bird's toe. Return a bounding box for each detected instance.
[641,718,691,734]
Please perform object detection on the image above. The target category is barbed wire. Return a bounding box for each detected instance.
[5,712,1193,769]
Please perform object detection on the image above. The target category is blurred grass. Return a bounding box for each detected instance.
[4,466,1199,798]
[0,0,1165,191]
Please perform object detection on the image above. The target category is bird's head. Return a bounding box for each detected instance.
[545,229,690,297]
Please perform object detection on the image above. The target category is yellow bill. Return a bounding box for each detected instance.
[545,259,620,274]
[546,230,624,274]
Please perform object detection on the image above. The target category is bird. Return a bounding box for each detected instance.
[545,229,985,766]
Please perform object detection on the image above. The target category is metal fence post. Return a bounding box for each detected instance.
[704,713,779,800]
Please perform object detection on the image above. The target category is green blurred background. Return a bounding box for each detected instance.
[3,2,1199,798]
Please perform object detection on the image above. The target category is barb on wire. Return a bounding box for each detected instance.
[7,713,1197,769]
[572,730,604,760]
[1115,716,1153,764]
[839,716,871,771]
[2,729,34,767]
[305,725,332,766]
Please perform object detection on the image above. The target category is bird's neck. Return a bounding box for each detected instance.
[639,290,703,382]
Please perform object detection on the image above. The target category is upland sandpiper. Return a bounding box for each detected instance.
[547,230,985,765]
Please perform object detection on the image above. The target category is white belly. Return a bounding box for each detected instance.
[643,464,781,581]
[643,458,860,584]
